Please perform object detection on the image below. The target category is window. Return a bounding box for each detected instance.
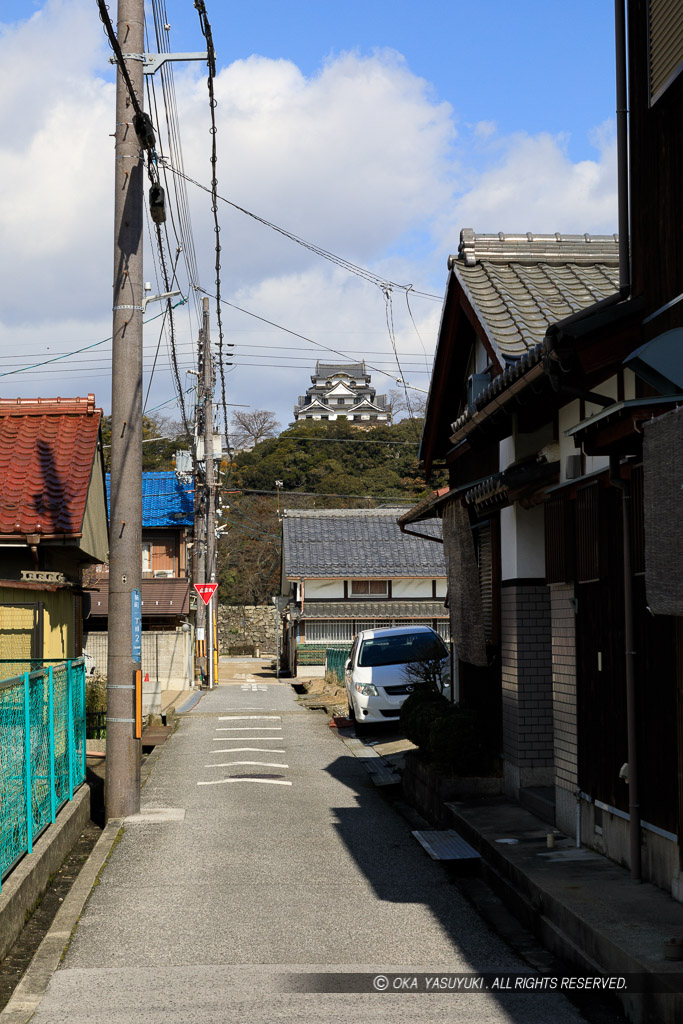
[358,632,448,668]
[305,620,353,643]
[351,580,388,597]
[337,398,345,405]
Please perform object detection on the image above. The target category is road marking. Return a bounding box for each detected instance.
[216,726,282,731]
[205,761,289,769]
[210,747,286,753]
[197,778,292,787]
[219,715,281,720]
[213,736,284,741]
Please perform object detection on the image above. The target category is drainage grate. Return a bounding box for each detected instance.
[412,830,481,861]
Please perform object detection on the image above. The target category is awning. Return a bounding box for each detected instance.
[565,397,683,457]
[302,599,447,620]
[86,578,190,617]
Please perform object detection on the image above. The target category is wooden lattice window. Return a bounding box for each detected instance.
[576,483,602,583]
[545,497,575,584]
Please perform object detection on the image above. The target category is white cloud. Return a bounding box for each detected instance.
[0,0,618,428]
[445,125,618,238]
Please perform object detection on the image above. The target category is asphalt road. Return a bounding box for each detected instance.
[29,664,601,1023]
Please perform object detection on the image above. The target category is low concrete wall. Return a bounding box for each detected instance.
[84,629,193,690]
[0,785,91,962]
[218,605,278,655]
[402,750,503,826]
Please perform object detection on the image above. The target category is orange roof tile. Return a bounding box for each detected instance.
[0,395,102,537]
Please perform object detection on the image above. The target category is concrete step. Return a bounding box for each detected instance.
[519,786,556,825]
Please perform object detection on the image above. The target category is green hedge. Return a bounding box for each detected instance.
[399,688,495,777]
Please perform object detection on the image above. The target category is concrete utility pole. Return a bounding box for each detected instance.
[106,0,144,820]
[202,297,216,689]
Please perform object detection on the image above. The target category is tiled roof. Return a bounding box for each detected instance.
[282,508,445,578]
[105,471,194,527]
[0,396,102,536]
[452,229,620,362]
[302,599,447,619]
[314,362,367,378]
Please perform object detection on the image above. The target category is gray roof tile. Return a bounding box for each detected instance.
[452,230,620,361]
[282,508,445,578]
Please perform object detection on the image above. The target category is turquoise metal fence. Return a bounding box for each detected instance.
[0,659,86,891]
[325,646,352,684]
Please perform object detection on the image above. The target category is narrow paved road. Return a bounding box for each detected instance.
[31,661,597,1023]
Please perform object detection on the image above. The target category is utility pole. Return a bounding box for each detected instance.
[194,299,216,688]
[106,0,144,820]
[203,297,216,690]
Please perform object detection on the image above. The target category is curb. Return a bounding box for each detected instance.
[0,787,91,964]
[1,735,171,1022]
[0,817,123,1024]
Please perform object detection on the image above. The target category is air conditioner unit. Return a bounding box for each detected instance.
[154,570,174,579]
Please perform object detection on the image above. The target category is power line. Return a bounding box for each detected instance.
[166,165,441,302]
[239,435,418,446]
[194,1,233,473]
[197,288,429,393]
[226,488,415,502]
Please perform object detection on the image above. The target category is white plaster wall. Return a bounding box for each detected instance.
[500,503,546,581]
[475,340,489,374]
[558,399,581,482]
[392,578,434,598]
[435,578,447,598]
[305,579,345,599]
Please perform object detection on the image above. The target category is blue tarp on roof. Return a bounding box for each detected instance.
[105,471,193,527]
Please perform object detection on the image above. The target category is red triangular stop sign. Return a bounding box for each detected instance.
[194,583,218,605]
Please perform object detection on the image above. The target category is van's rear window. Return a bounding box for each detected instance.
[357,633,447,668]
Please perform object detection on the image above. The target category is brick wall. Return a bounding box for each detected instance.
[500,583,553,790]
[550,583,578,791]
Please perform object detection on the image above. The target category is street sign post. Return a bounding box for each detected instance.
[194,583,218,605]
[194,583,218,688]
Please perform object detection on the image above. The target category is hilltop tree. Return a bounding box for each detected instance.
[230,409,281,450]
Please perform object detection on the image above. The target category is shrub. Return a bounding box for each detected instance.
[400,689,451,749]
[86,675,107,714]
[428,707,494,776]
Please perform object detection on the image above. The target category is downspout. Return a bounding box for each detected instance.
[610,455,641,881]
[615,0,630,298]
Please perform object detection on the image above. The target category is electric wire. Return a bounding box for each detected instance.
[197,287,429,394]
[166,164,441,302]
[194,0,233,474]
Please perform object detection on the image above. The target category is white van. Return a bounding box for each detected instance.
[345,625,450,728]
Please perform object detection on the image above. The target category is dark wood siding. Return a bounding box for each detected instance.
[629,0,683,334]
[577,485,678,833]
[545,497,575,584]
[575,483,602,583]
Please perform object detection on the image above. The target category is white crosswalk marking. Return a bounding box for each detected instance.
[210,748,286,754]
[198,778,292,787]
[205,761,289,769]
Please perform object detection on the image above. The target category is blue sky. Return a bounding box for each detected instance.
[0,1,620,424]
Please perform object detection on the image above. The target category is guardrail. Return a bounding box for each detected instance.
[0,659,86,891]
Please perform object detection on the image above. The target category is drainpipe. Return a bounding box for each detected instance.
[615,0,630,297]
[610,455,641,881]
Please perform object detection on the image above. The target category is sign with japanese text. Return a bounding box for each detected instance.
[194,583,218,605]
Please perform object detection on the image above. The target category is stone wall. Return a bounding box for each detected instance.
[218,605,278,655]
